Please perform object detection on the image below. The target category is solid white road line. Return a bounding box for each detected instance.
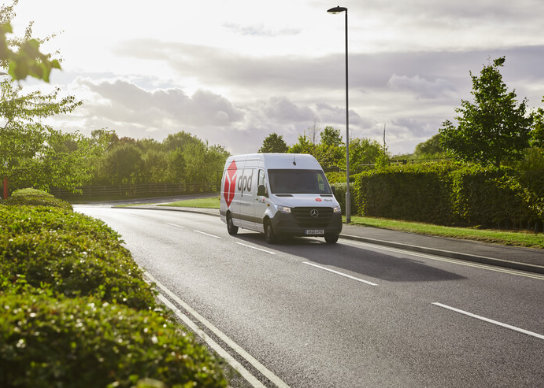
[432,302,544,341]
[194,230,221,239]
[235,242,276,255]
[157,294,265,388]
[302,262,378,286]
[145,272,290,388]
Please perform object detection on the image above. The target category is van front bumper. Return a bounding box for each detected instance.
[270,211,342,237]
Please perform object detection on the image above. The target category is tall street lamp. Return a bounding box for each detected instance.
[327,5,350,223]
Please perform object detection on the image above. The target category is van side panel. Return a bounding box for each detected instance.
[221,153,342,239]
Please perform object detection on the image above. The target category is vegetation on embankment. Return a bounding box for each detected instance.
[161,196,221,209]
[349,216,544,249]
[332,161,544,235]
[0,189,227,387]
[162,195,544,248]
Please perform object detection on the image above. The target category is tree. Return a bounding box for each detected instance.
[530,99,544,148]
[288,135,316,155]
[415,134,442,155]
[439,57,532,168]
[320,126,343,147]
[0,1,61,82]
[347,138,382,173]
[98,143,144,185]
[258,133,288,153]
[0,79,82,192]
[163,131,201,152]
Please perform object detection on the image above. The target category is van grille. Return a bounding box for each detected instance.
[292,207,333,228]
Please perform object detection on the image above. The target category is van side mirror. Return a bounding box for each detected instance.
[331,186,336,196]
[257,184,267,197]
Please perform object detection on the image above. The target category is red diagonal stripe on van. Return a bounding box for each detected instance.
[224,160,237,207]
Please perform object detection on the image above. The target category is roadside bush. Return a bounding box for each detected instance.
[451,166,541,229]
[0,292,226,388]
[0,206,157,310]
[355,163,457,225]
[331,181,358,215]
[517,147,544,199]
[352,162,543,230]
[0,194,228,387]
[2,188,72,211]
[326,171,346,184]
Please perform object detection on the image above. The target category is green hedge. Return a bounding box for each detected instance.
[0,206,157,310]
[450,166,540,228]
[331,182,356,216]
[0,292,225,388]
[2,188,73,211]
[355,163,457,224]
[353,162,544,229]
[0,191,227,387]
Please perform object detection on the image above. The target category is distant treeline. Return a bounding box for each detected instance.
[5,129,229,197]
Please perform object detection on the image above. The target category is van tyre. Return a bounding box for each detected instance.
[264,219,276,244]
[325,233,339,244]
[227,213,238,235]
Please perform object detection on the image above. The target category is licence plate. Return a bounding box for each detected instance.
[305,229,324,236]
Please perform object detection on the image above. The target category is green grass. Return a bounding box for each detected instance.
[349,216,544,249]
[160,196,220,209]
[159,196,544,249]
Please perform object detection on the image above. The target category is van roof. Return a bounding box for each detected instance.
[226,153,322,170]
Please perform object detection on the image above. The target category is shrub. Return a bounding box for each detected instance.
[0,206,157,310]
[3,188,72,211]
[356,163,457,224]
[352,162,543,230]
[0,293,226,388]
[451,166,539,228]
[331,182,358,215]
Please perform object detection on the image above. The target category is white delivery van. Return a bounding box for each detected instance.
[219,153,342,244]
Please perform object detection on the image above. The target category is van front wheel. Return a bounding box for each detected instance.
[264,219,276,244]
[227,214,238,235]
[324,233,339,244]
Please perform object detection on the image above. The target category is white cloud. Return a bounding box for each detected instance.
[82,80,244,128]
[9,0,544,156]
[387,74,456,99]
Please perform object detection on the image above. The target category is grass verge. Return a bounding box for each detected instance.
[160,196,544,248]
[161,196,220,209]
[349,216,544,249]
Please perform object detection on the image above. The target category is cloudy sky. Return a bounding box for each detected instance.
[10,0,544,155]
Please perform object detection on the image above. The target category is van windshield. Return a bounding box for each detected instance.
[268,169,332,194]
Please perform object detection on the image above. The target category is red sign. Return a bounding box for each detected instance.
[315,197,322,202]
[223,160,237,207]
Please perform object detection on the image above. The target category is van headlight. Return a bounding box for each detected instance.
[277,205,291,214]
[333,206,342,214]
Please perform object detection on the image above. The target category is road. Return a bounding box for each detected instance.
[76,205,544,387]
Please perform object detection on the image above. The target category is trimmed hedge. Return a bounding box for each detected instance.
[356,163,455,225]
[0,206,157,310]
[351,162,544,229]
[0,191,228,387]
[450,166,540,228]
[330,182,357,216]
[2,188,73,211]
[0,292,226,387]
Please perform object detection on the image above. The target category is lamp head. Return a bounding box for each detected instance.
[327,6,347,14]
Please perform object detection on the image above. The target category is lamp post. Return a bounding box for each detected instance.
[327,5,350,223]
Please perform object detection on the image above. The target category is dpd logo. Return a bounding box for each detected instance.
[223,160,237,207]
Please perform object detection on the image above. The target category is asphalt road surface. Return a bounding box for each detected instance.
[76,206,544,388]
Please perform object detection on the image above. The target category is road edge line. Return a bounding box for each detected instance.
[145,272,290,388]
[157,294,265,387]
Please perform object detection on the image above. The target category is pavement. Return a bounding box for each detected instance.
[115,203,544,275]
